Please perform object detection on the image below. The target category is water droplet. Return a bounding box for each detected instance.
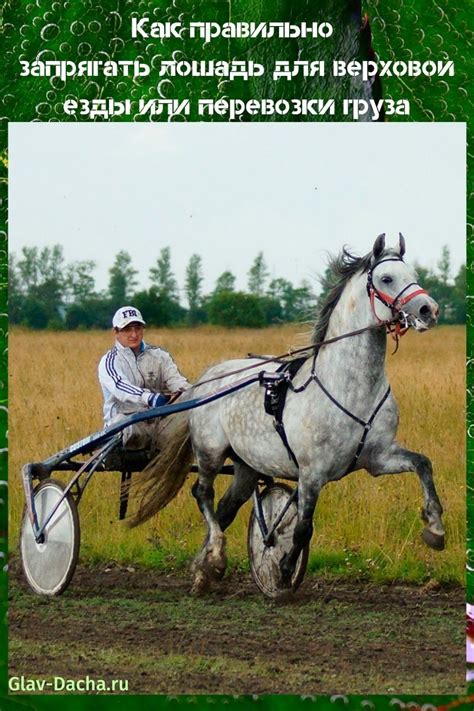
[88,20,101,33]
[78,42,92,56]
[84,81,100,99]
[54,102,66,115]
[46,89,56,101]
[36,102,52,116]
[169,113,186,123]
[96,50,111,62]
[172,50,186,62]
[50,75,66,90]
[157,78,174,98]
[40,23,60,41]
[151,54,163,70]
[70,20,85,36]
[36,49,56,62]
[109,36,125,51]
[107,10,122,32]
[59,41,71,53]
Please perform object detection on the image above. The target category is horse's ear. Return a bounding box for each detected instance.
[398,232,406,257]
[372,233,386,260]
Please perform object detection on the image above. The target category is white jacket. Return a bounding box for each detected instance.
[98,340,189,425]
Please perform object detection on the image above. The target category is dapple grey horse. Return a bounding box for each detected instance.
[131,234,445,596]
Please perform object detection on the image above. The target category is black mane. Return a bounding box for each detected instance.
[311,248,372,345]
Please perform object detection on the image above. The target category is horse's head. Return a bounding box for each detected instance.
[367,233,439,332]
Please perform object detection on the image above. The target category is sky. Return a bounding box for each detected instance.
[9,122,466,301]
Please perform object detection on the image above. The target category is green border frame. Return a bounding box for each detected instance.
[1,0,472,708]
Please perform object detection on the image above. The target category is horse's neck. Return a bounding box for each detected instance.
[314,273,387,393]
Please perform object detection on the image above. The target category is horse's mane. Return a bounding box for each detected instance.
[311,247,372,345]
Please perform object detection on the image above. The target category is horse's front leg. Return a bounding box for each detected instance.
[366,443,445,550]
[279,474,321,591]
[190,470,227,594]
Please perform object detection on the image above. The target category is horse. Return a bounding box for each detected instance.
[129,233,445,596]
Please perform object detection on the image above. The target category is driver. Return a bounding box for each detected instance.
[98,305,189,452]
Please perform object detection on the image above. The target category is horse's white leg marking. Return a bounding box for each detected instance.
[366,443,445,548]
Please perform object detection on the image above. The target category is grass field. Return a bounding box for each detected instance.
[9,324,465,584]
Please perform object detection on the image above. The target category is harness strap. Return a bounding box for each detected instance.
[310,373,367,427]
[261,358,306,468]
[287,364,391,474]
[346,385,391,473]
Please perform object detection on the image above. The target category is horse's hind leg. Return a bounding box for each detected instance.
[216,461,259,532]
[190,462,227,593]
[366,443,445,550]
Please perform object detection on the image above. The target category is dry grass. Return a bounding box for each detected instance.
[9,324,465,583]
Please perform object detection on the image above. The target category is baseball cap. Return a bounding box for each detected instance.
[112,306,146,330]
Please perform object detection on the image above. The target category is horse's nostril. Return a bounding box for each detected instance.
[419,304,431,318]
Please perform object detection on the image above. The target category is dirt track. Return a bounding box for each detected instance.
[9,557,464,695]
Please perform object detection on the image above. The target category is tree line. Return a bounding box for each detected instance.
[9,244,465,330]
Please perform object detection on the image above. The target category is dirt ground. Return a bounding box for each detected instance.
[9,556,464,696]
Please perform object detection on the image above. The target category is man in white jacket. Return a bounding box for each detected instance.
[98,305,189,452]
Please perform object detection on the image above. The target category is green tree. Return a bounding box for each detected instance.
[149,247,179,301]
[213,270,236,294]
[247,252,269,296]
[9,253,24,324]
[185,254,204,325]
[437,245,451,285]
[133,287,186,327]
[65,295,111,330]
[66,260,96,303]
[108,251,138,306]
[17,246,40,291]
[15,245,66,327]
[270,277,316,321]
[207,291,266,328]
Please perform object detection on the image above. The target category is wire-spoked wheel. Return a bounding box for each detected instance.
[20,478,80,596]
[247,482,309,599]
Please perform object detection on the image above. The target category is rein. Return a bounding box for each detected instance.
[191,318,398,389]
[193,256,426,389]
[188,253,431,474]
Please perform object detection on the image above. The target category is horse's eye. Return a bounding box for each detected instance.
[381,276,393,284]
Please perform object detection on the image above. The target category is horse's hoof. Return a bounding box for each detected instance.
[273,587,295,604]
[202,561,226,582]
[421,528,445,551]
[190,570,211,596]
[204,555,227,581]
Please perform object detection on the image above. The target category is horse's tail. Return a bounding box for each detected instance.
[127,410,193,528]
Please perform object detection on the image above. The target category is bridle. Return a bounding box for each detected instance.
[192,255,432,390]
[366,257,428,341]
[189,251,433,473]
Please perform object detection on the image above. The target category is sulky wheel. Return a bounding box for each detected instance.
[247,482,308,599]
[20,478,80,596]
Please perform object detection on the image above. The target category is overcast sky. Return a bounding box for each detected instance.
[9,122,465,300]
